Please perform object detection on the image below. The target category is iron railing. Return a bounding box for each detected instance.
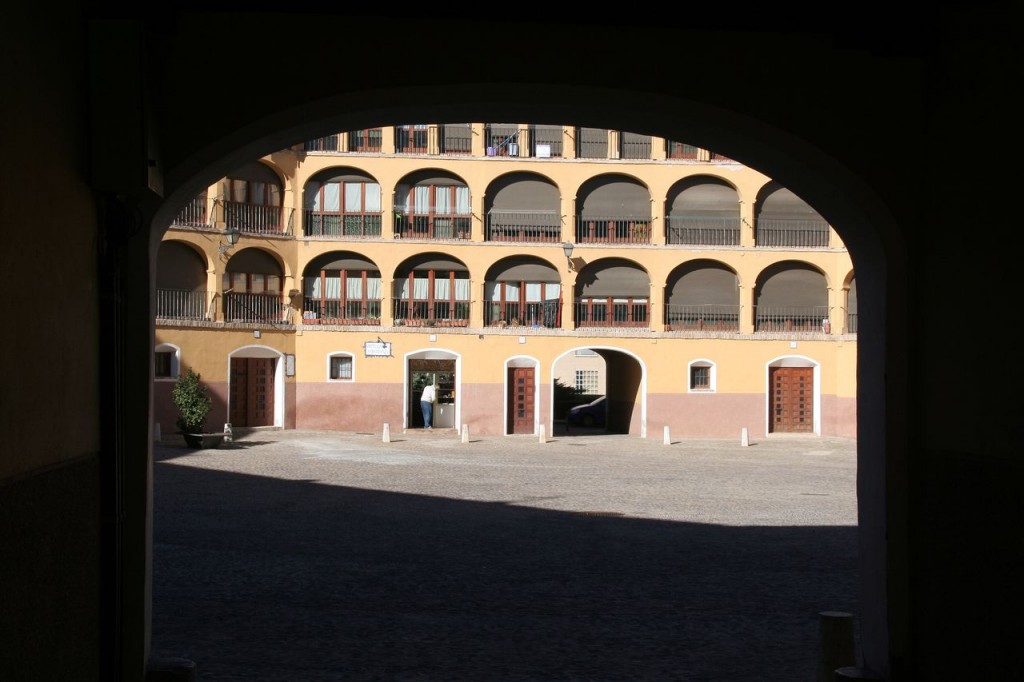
[485,125,524,157]
[219,199,293,236]
[155,289,210,320]
[486,210,561,242]
[666,216,741,245]
[573,298,650,328]
[664,304,740,331]
[754,306,830,332]
[619,133,651,159]
[394,211,472,240]
[348,128,382,153]
[303,211,382,237]
[575,216,653,244]
[223,292,287,323]
[485,299,561,328]
[755,219,830,247]
[529,125,563,157]
[170,196,209,228]
[301,298,382,324]
[393,300,471,327]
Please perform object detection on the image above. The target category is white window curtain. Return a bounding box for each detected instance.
[525,282,542,302]
[230,179,247,202]
[323,275,341,298]
[305,181,321,210]
[366,276,381,299]
[321,183,340,211]
[413,186,430,215]
[365,183,381,212]
[413,276,429,299]
[545,283,561,300]
[434,277,450,300]
[485,282,500,301]
[250,274,266,294]
[435,187,451,215]
[251,182,266,206]
[344,183,362,212]
[345,277,362,298]
[396,279,409,299]
[455,186,471,215]
[304,276,321,297]
[454,278,470,301]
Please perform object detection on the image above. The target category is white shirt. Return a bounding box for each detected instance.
[421,385,437,403]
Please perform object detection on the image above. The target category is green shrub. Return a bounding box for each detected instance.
[172,367,212,434]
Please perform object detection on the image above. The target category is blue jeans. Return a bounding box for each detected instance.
[420,400,433,428]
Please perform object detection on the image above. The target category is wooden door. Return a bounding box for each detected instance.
[229,357,276,427]
[770,366,813,433]
[508,367,535,434]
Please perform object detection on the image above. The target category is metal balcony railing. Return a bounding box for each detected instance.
[155,289,211,320]
[666,141,699,159]
[575,216,653,244]
[394,212,472,240]
[485,299,561,328]
[303,211,382,237]
[485,125,524,157]
[170,196,209,228]
[304,135,340,152]
[393,300,471,327]
[755,219,831,247]
[223,292,287,323]
[219,200,293,236]
[664,304,740,331]
[619,133,651,160]
[754,306,831,332]
[486,210,561,242]
[666,216,741,246]
[529,125,563,157]
[301,298,382,325]
[348,128,382,152]
[573,299,650,328]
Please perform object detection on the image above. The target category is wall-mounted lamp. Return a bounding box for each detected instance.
[219,226,242,253]
[562,242,575,271]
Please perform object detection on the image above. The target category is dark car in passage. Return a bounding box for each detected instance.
[566,395,607,427]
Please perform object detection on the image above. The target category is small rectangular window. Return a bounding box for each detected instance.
[690,366,710,390]
[575,370,599,393]
[155,351,173,378]
[330,356,353,380]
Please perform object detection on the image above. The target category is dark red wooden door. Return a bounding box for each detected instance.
[770,366,813,433]
[230,357,276,427]
[508,367,535,434]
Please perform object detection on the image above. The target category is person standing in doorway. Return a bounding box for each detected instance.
[420,381,437,430]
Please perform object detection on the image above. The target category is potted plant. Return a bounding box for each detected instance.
[172,366,219,448]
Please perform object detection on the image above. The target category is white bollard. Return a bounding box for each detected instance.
[741,427,749,447]
[539,424,547,443]
[382,423,391,443]
[461,424,469,443]
[663,425,671,445]
[223,423,233,443]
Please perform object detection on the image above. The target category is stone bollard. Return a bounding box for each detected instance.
[223,423,233,443]
[663,425,671,445]
[539,424,547,443]
[382,423,391,443]
[819,611,856,682]
[461,424,469,443]
[153,422,161,443]
[741,427,749,447]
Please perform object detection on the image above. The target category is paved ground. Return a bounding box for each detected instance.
[150,429,859,682]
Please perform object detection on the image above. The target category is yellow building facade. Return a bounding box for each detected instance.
[154,124,856,439]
